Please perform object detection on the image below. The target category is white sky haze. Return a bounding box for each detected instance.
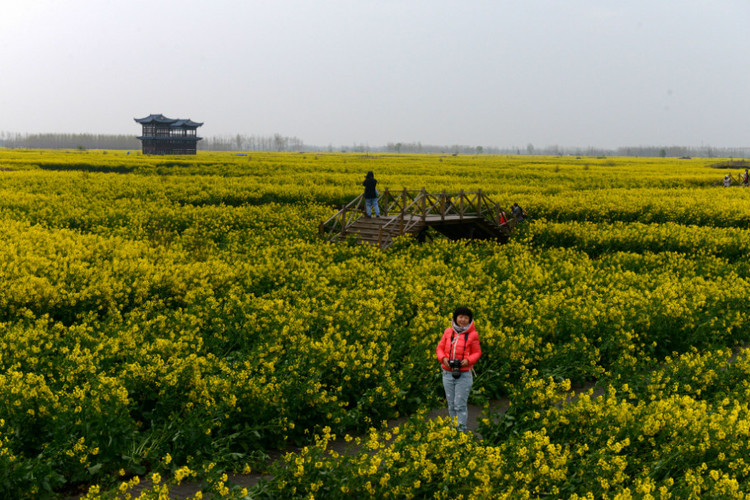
[2,0,749,149]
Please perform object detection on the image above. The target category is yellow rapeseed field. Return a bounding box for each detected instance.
[0,149,749,498]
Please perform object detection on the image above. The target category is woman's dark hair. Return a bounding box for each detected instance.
[365,171,374,179]
[453,307,473,323]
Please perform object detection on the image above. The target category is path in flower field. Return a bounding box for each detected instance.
[116,402,506,499]
[128,381,601,499]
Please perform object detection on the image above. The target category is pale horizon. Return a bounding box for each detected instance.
[2,1,749,150]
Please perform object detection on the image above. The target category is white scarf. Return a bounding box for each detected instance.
[452,320,471,334]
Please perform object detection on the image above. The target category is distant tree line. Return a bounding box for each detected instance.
[0,132,307,152]
[613,145,750,158]
[0,131,747,158]
[202,133,306,151]
[0,132,140,150]
[382,142,498,155]
[380,142,750,158]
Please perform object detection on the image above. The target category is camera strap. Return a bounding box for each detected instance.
[449,330,470,361]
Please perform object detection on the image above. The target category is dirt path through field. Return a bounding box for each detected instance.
[216,381,601,496]
[64,380,604,499]
[116,399,508,499]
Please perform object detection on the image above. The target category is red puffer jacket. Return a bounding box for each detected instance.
[436,322,481,372]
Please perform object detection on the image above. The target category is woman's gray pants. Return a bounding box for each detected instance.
[442,369,473,431]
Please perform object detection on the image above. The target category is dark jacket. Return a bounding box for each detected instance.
[363,177,378,199]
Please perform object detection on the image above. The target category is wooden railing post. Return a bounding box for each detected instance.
[383,188,390,216]
[420,187,427,223]
[440,190,446,222]
[340,205,347,237]
[477,189,483,217]
[400,188,407,235]
[459,189,464,221]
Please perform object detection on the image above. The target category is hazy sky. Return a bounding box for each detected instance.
[2,0,749,149]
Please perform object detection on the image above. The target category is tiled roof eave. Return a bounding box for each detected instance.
[137,136,203,141]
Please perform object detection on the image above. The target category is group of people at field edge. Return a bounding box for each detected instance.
[498,203,527,224]
[361,171,528,224]
[723,168,750,187]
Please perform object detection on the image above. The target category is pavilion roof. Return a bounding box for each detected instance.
[134,114,203,127]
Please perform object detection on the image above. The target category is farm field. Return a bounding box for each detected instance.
[0,150,749,498]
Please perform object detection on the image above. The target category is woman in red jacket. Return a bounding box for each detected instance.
[436,307,482,432]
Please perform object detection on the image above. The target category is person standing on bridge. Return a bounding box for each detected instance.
[512,203,526,222]
[362,171,380,217]
[436,307,482,432]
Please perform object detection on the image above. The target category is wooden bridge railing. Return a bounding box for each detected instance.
[319,193,366,240]
[321,188,514,244]
[375,188,512,245]
[722,173,749,186]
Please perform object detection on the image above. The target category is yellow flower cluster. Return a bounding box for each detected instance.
[529,219,750,261]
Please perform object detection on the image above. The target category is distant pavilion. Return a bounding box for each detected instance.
[134,114,203,155]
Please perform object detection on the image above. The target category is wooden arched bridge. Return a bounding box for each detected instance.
[320,188,516,249]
